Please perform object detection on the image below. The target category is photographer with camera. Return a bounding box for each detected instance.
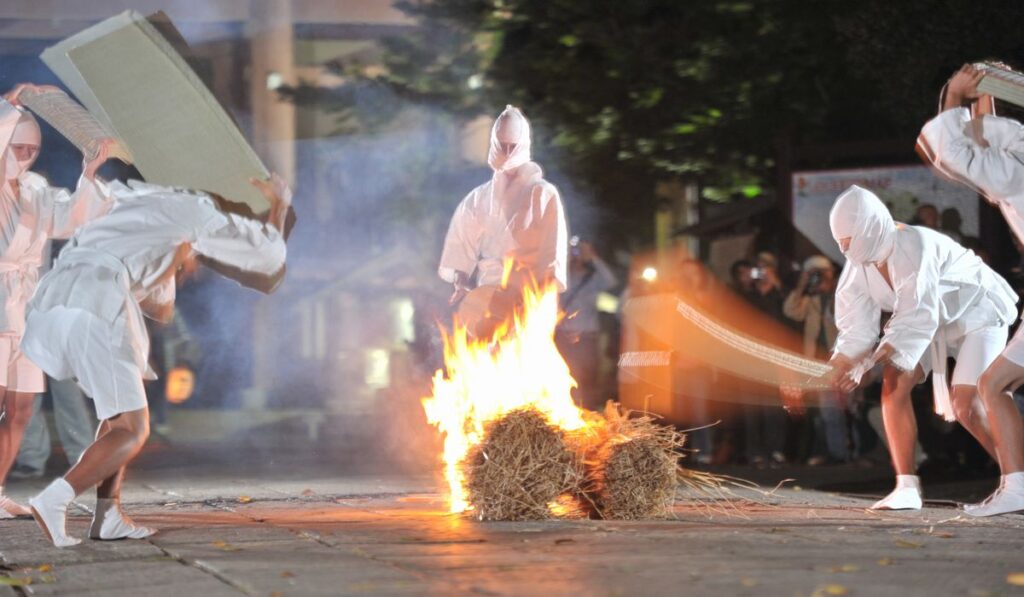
[556,236,617,411]
[784,255,849,464]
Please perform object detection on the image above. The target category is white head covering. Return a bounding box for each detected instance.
[829,185,896,264]
[0,100,41,182]
[487,105,531,172]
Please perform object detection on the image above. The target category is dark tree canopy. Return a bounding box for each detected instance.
[289,0,1024,247]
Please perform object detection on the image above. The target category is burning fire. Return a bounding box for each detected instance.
[422,276,589,513]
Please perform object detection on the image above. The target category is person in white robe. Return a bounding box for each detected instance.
[916,63,1024,516]
[0,90,113,519]
[828,185,1017,510]
[438,105,568,304]
[22,176,291,547]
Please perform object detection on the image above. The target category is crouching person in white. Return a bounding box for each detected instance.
[917,64,1024,516]
[21,175,291,547]
[827,185,1016,511]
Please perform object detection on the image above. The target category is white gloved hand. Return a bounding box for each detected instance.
[839,355,876,392]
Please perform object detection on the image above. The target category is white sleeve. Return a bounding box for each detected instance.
[438,192,483,284]
[193,210,287,276]
[30,175,113,239]
[919,108,1024,208]
[140,278,177,323]
[879,236,941,371]
[832,263,881,360]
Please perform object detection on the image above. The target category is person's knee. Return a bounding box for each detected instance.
[124,414,149,445]
[106,409,150,444]
[8,394,35,426]
[977,369,1001,403]
[880,380,912,407]
[10,405,33,427]
[950,388,978,423]
[136,418,150,444]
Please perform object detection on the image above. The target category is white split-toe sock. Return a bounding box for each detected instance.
[0,486,31,517]
[90,498,156,540]
[871,475,923,510]
[28,478,81,548]
[965,472,1024,517]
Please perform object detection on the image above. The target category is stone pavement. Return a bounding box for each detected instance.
[1,467,1023,596]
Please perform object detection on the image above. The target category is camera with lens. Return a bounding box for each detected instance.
[805,270,823,295]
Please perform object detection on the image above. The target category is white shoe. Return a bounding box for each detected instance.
[90,499,156,540]
[28,479,81,548]
[871,487,923,510]
[0,494,31,517]
[964,485,1024,517]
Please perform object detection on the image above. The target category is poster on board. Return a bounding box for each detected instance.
[792,165,979,263]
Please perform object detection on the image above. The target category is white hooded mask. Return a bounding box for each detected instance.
[0,107,41,183]
[829,185,896,265]
[439,104,567,292]
[487,105,531,173]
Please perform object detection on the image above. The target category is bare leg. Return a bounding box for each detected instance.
[96,467,127,500]
[873,366,924,510]
[86,419,128,500]
[0,391,39,485]
[74,411,155,540]
[0,391,37,516]
[30,407,151,546]
[64,408,149,496]
[964,357,1024,516]
[977,357,1024,474]
[950,384,998,463]
[880,367,918,475]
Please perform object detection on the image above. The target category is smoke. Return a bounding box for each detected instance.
[0,8,609,475]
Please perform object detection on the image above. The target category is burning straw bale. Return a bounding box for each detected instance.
[463,408,583,521]
[580,405,684,520]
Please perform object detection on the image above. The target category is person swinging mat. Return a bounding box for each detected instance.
[22,175,292,547]
[917,63,1024,516]
[827,185,1016,511]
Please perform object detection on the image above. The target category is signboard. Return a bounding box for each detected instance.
[792,165,979,262]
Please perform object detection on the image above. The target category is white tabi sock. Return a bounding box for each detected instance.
[965,473,1024,517]
[1006,472,1024,490]
[0,485,31,517]
[28,478,81,548]
[90,498,156,540]
[871,475,923,510]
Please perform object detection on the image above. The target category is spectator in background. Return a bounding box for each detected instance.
[784,255,850,464]
[557,237,617,411]
[729,259,755,295]
[674,259,716,464]
[940,207,965,243]
[911,203,940,229]
[11,379,95,479]
[750,251,787,320]
[145,308,200,437]
[732,252,789,466]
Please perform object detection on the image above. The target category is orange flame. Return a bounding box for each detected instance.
[500,257,515,289]
[421,277,586,513]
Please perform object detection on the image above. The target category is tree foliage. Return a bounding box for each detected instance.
[289,0,1024,246]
